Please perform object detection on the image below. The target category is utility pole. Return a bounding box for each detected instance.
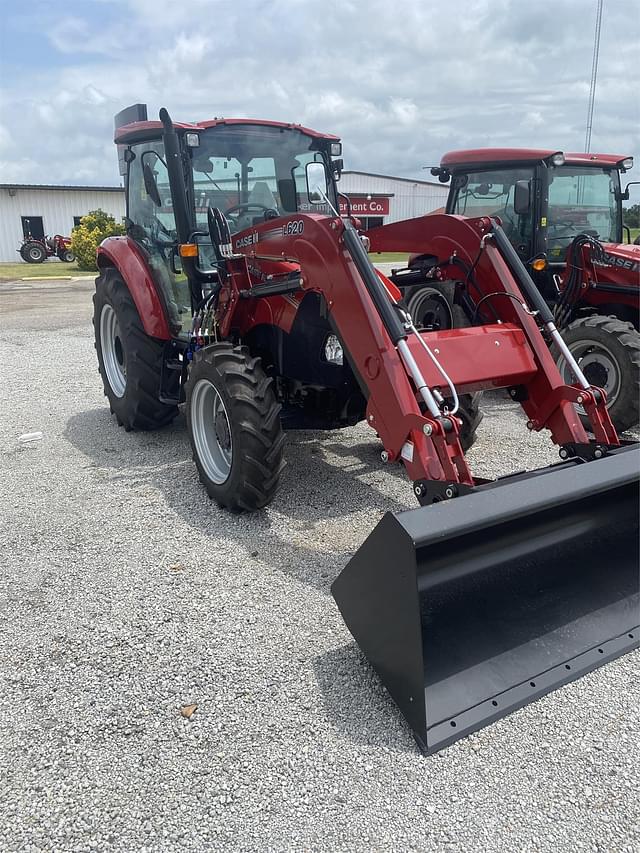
[585,0,604,152]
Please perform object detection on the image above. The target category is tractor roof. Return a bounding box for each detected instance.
[440,148,631,170]
[115,118,340,146]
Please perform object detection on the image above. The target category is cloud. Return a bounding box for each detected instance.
[0,0,637,203]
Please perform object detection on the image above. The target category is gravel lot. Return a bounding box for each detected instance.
[1,278,638,852]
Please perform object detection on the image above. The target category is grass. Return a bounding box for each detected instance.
[368,252,409,264]
[0,261,88,281]
[1,236,633,284]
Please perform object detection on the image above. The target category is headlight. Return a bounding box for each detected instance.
[550,152,565,167]
[331,142,342,156]
[185,132,200,147]
[621,157,634,170]
[323,334,343,365]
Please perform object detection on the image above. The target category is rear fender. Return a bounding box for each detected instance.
[97,236,172,340]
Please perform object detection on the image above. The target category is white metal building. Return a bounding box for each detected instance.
[0,185,125,262]
[338,171,448,230]
[0,173,447,262]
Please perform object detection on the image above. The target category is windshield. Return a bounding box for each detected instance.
[546,166,620,259]
[190,125,336,236]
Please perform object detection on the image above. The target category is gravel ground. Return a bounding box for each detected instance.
[0,279,638,852]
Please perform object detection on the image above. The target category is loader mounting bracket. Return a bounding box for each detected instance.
[559,442,614,462]
[507,384,529,402]
[413,479,479,506]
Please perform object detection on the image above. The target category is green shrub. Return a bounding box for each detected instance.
[71,209,125,271]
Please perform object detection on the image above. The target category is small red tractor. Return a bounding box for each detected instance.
[19,226,75,264]
[94,105,638,754]
[390,149,640,432]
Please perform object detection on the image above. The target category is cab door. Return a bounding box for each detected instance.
[125,139,191,334]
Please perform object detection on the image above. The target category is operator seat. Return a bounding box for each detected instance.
[234,181,280,230]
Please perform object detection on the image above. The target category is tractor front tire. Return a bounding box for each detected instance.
[93,268,178,430]
[448,304,483,451]
[456,391,483,452]
[186,343,285,511]
[59,249,75,263]
[402,282,484,450]
[553,315,640,434]
[405,285,454,332]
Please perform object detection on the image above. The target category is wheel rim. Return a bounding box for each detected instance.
[557,338,620,414]
[100,303,127,398]
[407,288,453,331]
[29,246,44,262]
[191,379,233,484]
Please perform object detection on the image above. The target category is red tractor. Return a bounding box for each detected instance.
[391,149,640,432]
[19,225,75,264]
[94,104,638,754]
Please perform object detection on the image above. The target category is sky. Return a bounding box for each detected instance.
[0,0,638,199]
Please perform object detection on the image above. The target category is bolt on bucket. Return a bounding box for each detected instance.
[331,445,639,754]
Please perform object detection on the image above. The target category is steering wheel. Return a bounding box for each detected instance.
[224,202,279,220]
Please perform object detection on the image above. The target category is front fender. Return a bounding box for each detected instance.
[97,236,172,340]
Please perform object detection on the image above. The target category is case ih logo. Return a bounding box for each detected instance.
[599,252,640,273]
[339,197,390,216]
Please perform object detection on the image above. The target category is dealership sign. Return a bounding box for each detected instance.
[339,196,390,216]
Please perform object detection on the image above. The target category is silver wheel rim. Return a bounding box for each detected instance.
[191,379,233,484]
[557,339,620,414]
[100,303,126,398]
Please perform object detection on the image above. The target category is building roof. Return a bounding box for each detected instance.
[341,170,444,188]
[0,183,124,192]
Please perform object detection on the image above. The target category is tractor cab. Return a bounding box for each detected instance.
[434,149,633,298]
[114,104,342,336]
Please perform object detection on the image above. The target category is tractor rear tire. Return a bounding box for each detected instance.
[21,242,46,263]
[186,343,285,511]
[93,268,178,431]
[552,315,640,434]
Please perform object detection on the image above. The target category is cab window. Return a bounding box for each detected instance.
[452,167,535,258]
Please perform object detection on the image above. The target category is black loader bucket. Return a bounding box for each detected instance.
[331,445,640,754]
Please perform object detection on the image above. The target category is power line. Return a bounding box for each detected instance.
[585,0,604,152]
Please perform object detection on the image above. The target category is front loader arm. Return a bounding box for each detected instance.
[231,213,472,486]
[231,211,617,496]
[367,213,618,447]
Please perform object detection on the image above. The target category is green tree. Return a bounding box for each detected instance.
[623,204,640,228]
[70,209,125,271]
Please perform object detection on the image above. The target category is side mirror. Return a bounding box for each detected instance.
[514,180,531,216]
[193,156,214,174]
[143,163,162,207]
[306,161,328,204]
[207,206,232,260]
[620,180,640,201]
